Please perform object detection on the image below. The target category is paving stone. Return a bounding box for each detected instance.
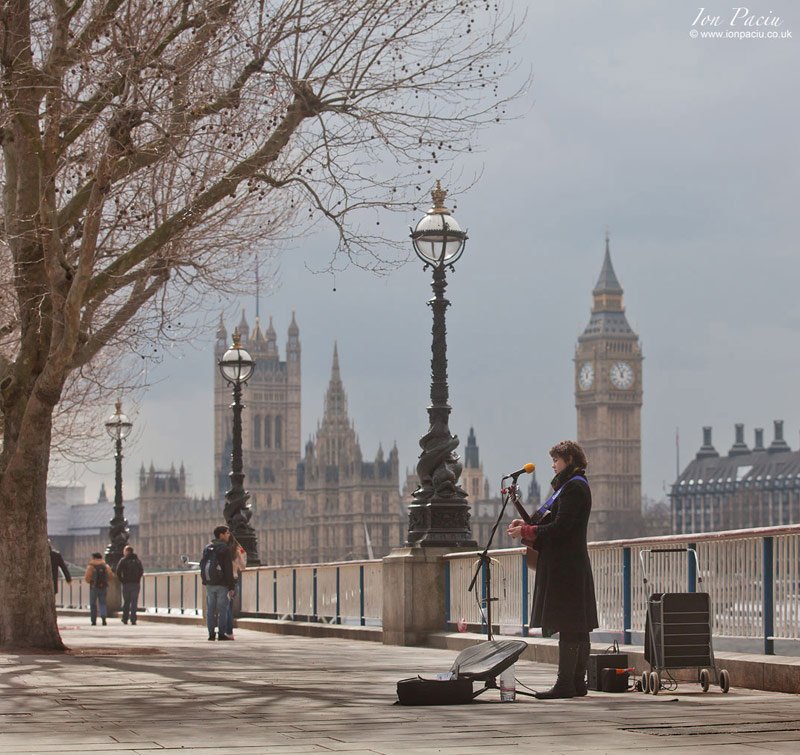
[0,620,797,754]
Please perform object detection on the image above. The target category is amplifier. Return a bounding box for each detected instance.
[588,652,628,691]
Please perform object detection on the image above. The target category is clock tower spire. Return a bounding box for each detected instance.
[575,234,643,541]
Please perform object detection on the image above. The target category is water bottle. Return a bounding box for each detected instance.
[499,665,516,702]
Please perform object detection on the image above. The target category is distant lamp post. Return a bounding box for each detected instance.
[406,181,476,546]
[218,327,260,564]
[105,400,133,570]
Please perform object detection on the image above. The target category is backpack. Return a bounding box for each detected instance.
[200,543,224,585]
[92,563,109,589]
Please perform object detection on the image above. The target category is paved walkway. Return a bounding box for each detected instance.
[1,618,799,754]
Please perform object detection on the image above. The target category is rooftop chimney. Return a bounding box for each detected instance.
[696,426,719,460]
[767,419,791,454]
[753,428,765,451]
[728,423,750,457]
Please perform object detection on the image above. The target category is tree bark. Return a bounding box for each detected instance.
[0,384,65,649]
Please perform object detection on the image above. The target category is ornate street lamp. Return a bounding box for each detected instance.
[406,182,476,546]
[218,327,260,564]
[104,400,133,570]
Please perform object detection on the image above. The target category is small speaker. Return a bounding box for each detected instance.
[588,653,628,691]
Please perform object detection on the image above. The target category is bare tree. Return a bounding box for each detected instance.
[0,0,522,648]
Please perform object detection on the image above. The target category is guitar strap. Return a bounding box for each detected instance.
[532,475,588,521]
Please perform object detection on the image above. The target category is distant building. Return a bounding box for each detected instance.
[671,421,800,533]
[47,483,140,567]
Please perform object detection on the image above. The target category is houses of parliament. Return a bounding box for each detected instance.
[48,240,666,567]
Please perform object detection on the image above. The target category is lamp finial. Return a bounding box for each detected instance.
[232,327,242,348]
[430,181,449,214]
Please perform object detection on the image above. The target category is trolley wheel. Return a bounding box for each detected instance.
[649,671,660,695]
[699,668,710,692]
[719,669,730,693]
[641,671,650,694]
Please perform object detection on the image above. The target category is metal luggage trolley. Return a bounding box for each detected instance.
[640,547,731,695]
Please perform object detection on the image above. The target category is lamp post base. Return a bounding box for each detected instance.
[406,501,476,547]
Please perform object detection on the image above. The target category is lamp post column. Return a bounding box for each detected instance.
[105,435,130,569]
[104,401,132,570]
[219,328,260,565]
[406,183,475,547]
[224,380,260,564]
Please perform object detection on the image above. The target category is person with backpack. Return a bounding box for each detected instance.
[200,525,235,641]
[84,552,112,626]
[116,545,144,625]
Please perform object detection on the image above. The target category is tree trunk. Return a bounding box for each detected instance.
[0,390,65,650]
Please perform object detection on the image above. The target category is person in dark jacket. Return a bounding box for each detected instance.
[116,545,144,625]
[49,540,72,593]
[508,440,598,699]
[200,526,236,641]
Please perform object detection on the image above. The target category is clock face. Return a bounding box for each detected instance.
[578,362,594,390]
[610,361,634,389]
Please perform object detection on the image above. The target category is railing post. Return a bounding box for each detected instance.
[336,566,341,625]
[313,567,318,622]
[292,568,297,621]
[180,575,184,615]
[763,536,775,655]
[167,576,171,614]
[521,553,529,637]
[359,565,365,627]
[256,570,260,614]
[444,561,451,630]
[273,569,278,615]
[688,543,697,593]
[194,574,198,615]
[480,559,488,632]
[623,547,632,645]
[154,577,158,613]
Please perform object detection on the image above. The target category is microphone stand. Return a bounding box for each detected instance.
[467,474,537,700]
[467,474,520,641]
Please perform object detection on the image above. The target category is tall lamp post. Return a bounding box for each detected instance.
[218,327,260,565]
[406,182,476,547]
[105,400,133,570]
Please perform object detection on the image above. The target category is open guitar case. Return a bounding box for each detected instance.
[397,639,528,705]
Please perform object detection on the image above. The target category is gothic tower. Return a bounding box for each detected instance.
[300,344,401,562]
[214,311,302,512]
[575,235,643,541]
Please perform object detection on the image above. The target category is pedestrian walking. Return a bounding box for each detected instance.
[116,545,144,625]
[222,535,247,640]
[508,440,598,699]
[49,540,71,593]
[84,552,112,626]
[200,526,235,641]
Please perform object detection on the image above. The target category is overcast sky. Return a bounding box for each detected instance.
[57,1,800,507]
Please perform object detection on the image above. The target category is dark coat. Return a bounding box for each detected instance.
[530,476,599,634]
[50,548,71,593]
[116,554,144,585]
[203,538,235,591]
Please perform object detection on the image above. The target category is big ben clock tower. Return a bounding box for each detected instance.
[575,235,643,541]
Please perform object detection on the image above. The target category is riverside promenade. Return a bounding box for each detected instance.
[2,619,799,755]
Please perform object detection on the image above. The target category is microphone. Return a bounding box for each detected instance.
[503,462,535,480]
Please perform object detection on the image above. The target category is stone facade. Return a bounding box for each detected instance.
[671,422,800,533]
[575,236,643,541]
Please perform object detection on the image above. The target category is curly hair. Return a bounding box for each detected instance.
[549,440,588,470]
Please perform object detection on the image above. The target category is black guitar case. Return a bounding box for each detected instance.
[397,639,527,705]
